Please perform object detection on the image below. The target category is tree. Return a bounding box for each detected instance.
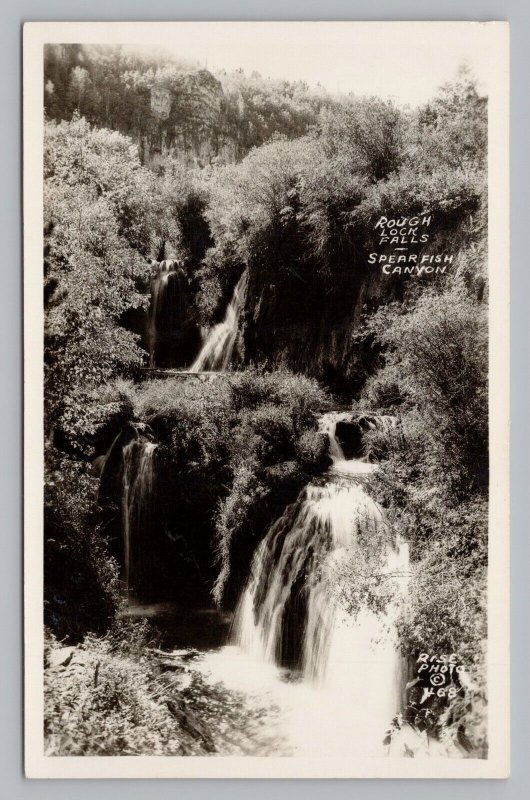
[68,66,91,114]
[413,64,487,173]
[44,117,157,448]
[320,97,405,181]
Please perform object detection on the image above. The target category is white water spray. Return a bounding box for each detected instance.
[198,412,409,756]
[121,438,157,595]
[149,260,180,367]
[190,272,247,372]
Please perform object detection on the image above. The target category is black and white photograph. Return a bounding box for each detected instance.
[23,21,510,779]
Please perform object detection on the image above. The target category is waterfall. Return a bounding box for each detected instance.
[190,271,247,372]
[148,259,180,368]
[318,411,378,475]
[228,412,409,755]
[318,411,348,461]
[121,437,157,596]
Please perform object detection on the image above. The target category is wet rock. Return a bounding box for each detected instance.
[47,646,75,670]
[335,419,364,458]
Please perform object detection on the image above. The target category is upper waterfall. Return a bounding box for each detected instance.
[148,259,188,368]
[190,271,248,372]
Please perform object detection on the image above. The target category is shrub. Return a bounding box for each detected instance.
[295,430,330,472]
[362,278,488,495]
[101,369,329,605]
[45,628,190,756]
[44,449,121,642]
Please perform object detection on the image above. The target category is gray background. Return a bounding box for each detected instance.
[2,0,527,796]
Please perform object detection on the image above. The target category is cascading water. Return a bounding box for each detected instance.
[148,259,181,367]
[196,412,410,756]
[190,271,247,372]
[317,411,379,478]
[233,481,386,676]
[121,436,157,597]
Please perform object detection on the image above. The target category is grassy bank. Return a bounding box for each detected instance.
[44,623,287,756]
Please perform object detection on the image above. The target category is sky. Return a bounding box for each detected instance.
[103,21,499,106]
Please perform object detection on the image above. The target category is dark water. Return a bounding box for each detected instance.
[121,602,232,651]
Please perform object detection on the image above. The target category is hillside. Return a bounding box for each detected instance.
[44,44,336,165]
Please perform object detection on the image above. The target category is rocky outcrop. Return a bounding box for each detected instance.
[140,70,233,167]
[241,258,397,394]
[333,412,397,458]
[238,206,478,393]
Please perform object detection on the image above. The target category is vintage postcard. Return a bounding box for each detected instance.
[24,21,510,778]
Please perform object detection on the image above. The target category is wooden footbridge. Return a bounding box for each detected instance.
[140,368,228,380]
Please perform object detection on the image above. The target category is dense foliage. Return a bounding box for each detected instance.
[103,369,329,605]
[44,448,121,642]
[353,270,489,754]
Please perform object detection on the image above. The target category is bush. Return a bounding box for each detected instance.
[102,369,329,605]
[362,278,488,494]
[295,430,330,472]
[44,628,191,756]
[44,449,121,642]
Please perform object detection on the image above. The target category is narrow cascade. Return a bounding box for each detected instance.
[318,411,378,475]
[121,437,157,596]
[190,271,247,372]
[148,259,180,368]
[227,412,409,755]
[319,411,348,461]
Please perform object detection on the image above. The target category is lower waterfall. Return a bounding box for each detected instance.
[195,412,409,756]
[121,437,157,596]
